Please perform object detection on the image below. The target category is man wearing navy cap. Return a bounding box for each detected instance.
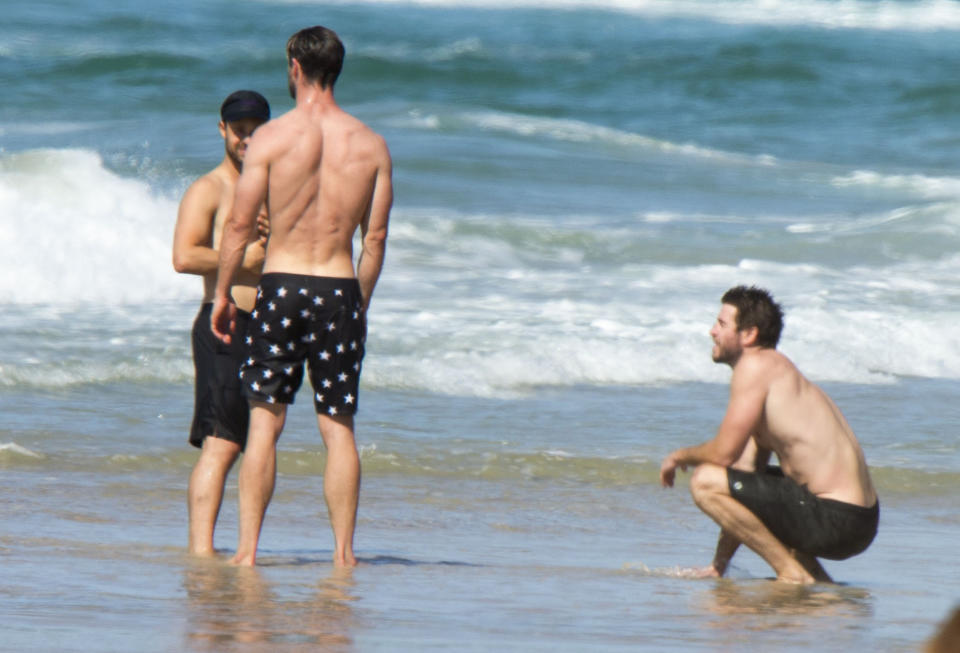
[173,90,271,555]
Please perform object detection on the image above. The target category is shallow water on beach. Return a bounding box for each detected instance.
[2,382,959,651]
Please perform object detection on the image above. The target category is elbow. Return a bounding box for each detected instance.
[363,228,388,253]
[172,252,189,274]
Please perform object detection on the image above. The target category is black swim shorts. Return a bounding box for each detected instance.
[240,273,365,416]
[189,303,251,449]
[727,466,879,560]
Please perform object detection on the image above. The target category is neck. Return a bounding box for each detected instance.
[295,81,335,110]
[223,155,242,177]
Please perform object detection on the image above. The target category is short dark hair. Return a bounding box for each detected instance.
[286,26,344,89]
[721,285,784,348]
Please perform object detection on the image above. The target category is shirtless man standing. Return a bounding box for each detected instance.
[660,286,879,584]
[173,90,271,555]
[211,26,392,567]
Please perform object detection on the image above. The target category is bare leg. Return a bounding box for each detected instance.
[317,413,360,567]
[794,550,833,583]
[689,463,817,584]
[188,435,242,555]
[231,402,286,566]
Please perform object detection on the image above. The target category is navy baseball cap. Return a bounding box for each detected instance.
[220,90,271,122]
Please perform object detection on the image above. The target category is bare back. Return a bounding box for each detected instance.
[247,104,387,278]
[748,349,877,507]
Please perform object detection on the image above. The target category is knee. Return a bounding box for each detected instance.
[689,463,727,503]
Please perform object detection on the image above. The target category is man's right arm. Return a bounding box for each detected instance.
[172,177,218,275]
[172,175,266,279]
[212,141,269,343]
[356,140,393,311]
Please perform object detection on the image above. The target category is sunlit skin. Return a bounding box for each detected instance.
[212,31,392,568]
[173,111,269,556]
[659,301,877,584]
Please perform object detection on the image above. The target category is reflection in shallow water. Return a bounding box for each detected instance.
[694,578,874,647]
[705,578,874,617]
[182,558,356,652]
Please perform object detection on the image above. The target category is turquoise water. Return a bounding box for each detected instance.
[2,0,960,650]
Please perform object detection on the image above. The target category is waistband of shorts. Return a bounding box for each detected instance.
[198,302,252,319]
[259,272,361,291]
[817,496,880,516]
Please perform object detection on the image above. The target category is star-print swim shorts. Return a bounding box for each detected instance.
[240,273,365,416]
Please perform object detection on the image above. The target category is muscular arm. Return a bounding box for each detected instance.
[173,174,266,279]
[660,357,768,487]
[356,142,392,311]
[211,145,268,342]
[172,177,218,274]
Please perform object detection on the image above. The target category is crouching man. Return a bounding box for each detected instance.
[660,286,878,584]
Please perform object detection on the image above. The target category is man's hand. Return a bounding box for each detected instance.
[255,206,270,245]
[659,452,687,488]
[211,294,238,344]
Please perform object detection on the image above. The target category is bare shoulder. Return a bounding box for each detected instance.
[732,348,795,388]
[179,168,226,212]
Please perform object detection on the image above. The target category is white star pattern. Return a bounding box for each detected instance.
[343,393,355,405]
[334,289,343,297]
[252,310,259,319]
[286,341,296,351]
[299,288,309,296]
[267,396,275,404]
[269,344,281,354]
[284,366,294,376]
[245,336,253,345]
[284,385,293,394]
[328,406,338,415]
[256,289,263,299]
[277,286,288,297]
[251,381,261,391]
[322,378,332,389]
[281,317,291,328]
[315,393,325,403]
[268,301,276,311]
[246,357,254,366]
[300,309,312,319]
[263,369,274,379]
[337,372,349,383]
[336,343,345,353]
[313,296,324,306]
[326,322,336,332]
[353,311,359,319]
[353,362,360,371]
[350,341,358,351]
[261,323,271,333]
[319,350,331,361]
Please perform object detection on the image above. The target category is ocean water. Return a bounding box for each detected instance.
[2,0,960,650]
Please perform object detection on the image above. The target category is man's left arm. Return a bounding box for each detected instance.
[356,139,393,312]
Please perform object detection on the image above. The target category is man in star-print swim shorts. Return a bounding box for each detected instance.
[240,273,365,416]
[212,26,393,567]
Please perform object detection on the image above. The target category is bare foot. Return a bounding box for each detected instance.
[775,569,816,584]
[678,565,721,579]
[229,551,256,566]
[333,553,357,568]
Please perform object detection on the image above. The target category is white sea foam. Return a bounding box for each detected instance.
[0,148,193,305]
[831,170,960,199]
[2,149,959,393]
[282,0,960,32]
[0,443,43,458]
[461,111,778,165]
